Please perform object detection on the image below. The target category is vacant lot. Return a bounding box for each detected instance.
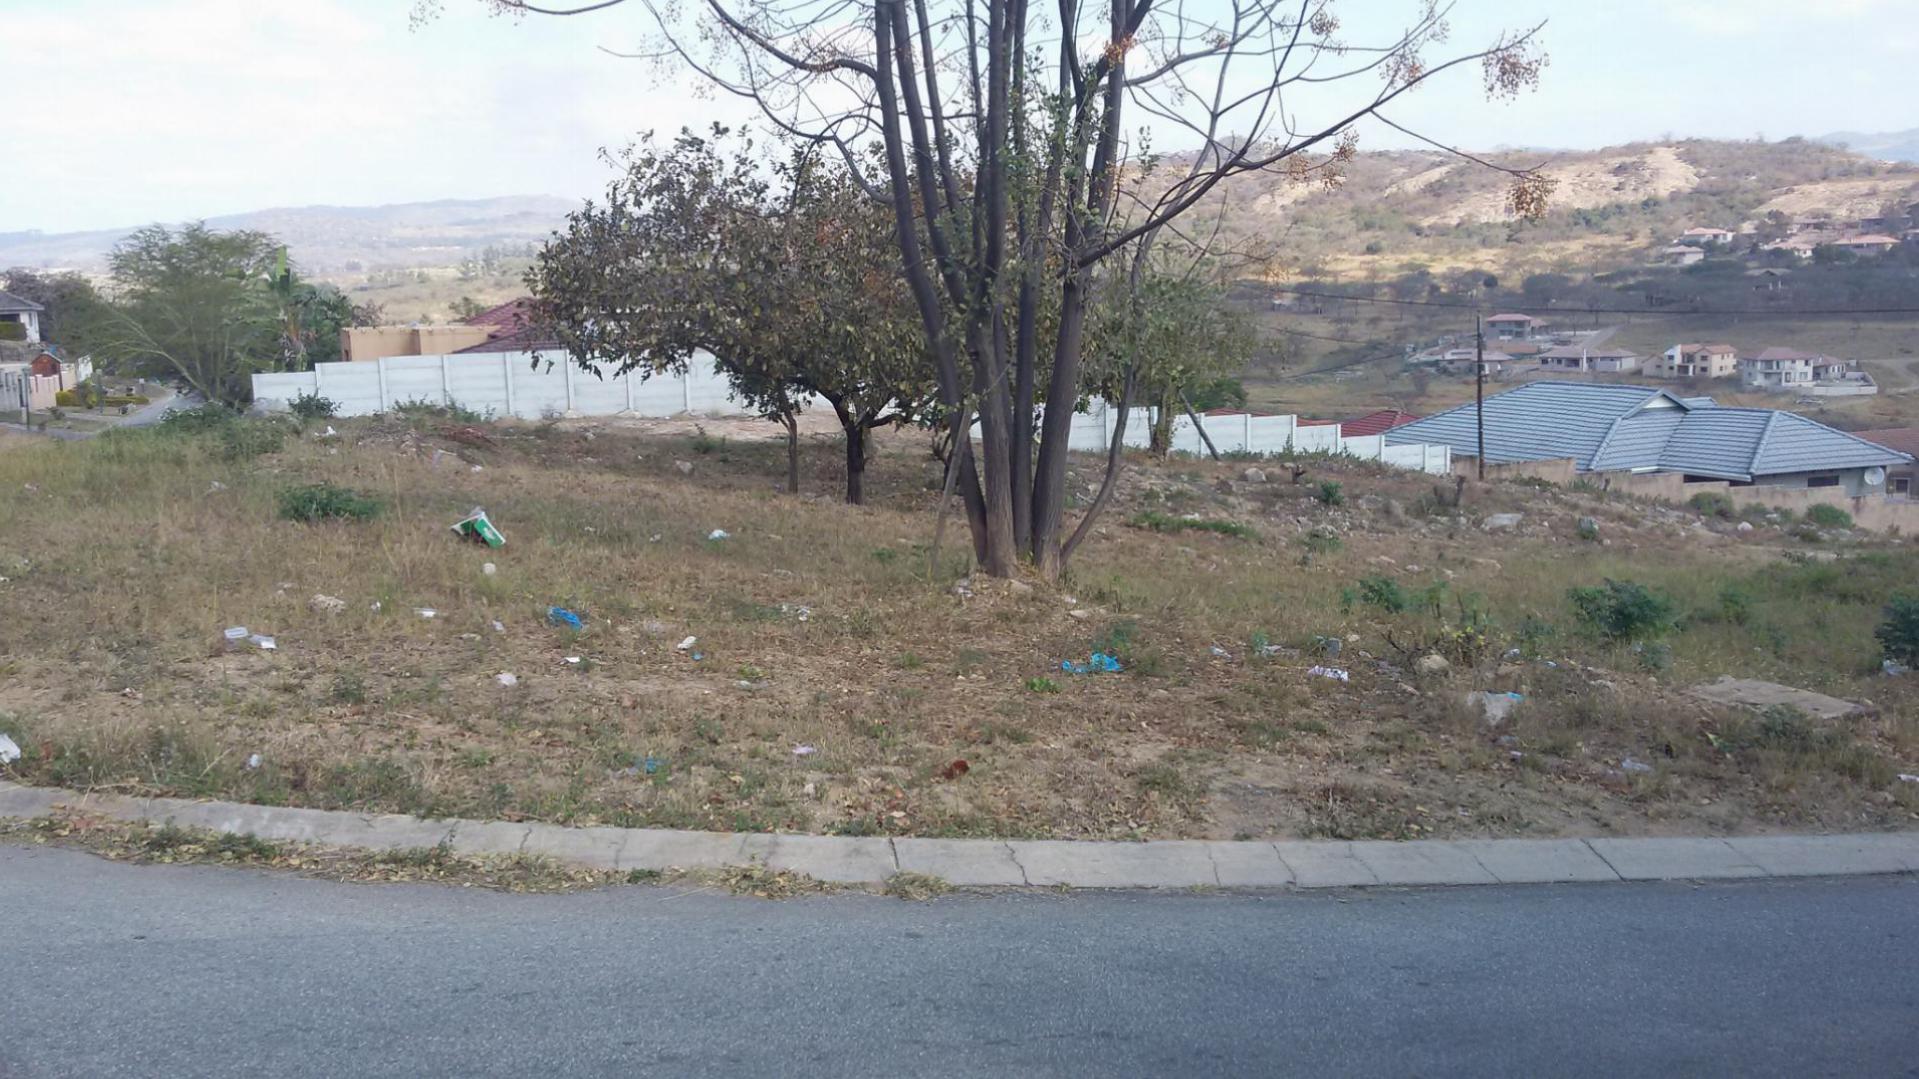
[0,411,1914,842]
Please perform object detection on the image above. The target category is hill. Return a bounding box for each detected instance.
[1812,128,1919,164]
[0,195,576,275]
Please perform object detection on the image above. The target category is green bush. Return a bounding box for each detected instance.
[277,483,384,523]
[218,420,288,460]
[1315,480,1345,506]
[0,322,25,341]
[1688,491,1734,519]
[1128,510,1255,539]
[1876,595,1919,666]
[1568,578,1677,641]
[1804,503,1852,529]
[1350,574,1409,614]
[288,390,338,420]
[157,403,241,434]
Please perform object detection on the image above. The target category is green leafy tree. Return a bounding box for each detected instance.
[529,128,930,503]
[0,268,110,350]
[1087,270,1256,457]
[92,224,284,405]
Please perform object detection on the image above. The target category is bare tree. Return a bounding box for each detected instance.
[423,0,1548,579]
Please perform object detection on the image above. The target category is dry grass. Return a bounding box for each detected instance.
[0,411,1914,842]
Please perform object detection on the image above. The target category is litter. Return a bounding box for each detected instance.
[248,634,276,651]
[1467,690,1523,726]
[1896,774,1919,784]
[1307,665,1350,682]
[792,744,817,757]
[0,733,19,764]
[939,759,970,780]
[707,529,732,541]
[1209,646,1231,658]
[676,636,698,652]
[309,594,346,615]
[691,651,705,661]
[245,753,262,770]
[1257,644,1292,658]
[547,607,584,630]
[415,608,437,619]
[1621,757,1655,774]
[1885,659,1911,677]
[563,656,582,665]
[1311,635,1343,658]
[370,601,383,612]
[450,507,507,548]
[317,425,337,439]
[1061,652,1122,674]
[207,480,226,493]
[496,672,519,687]
[482,562,497,576]
[491,620,505,634]
[223,626,274,652]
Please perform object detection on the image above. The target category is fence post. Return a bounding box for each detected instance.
[624,366,635,413]
[313,363,325,396]
[1243,412,1252,454]
[441,355,452,406]
[502,353,516,418]
[376,357,391,412]
[563,357,575,414]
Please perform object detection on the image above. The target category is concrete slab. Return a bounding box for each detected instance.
[1453,839,1622,884]
[754,834,896,883]
[617,829,750,873]
[151,802,348,845]
[520,823,626,870]
[1350,841,1501,886]
[1724,834,1919,877]
[1689,676,1861,720]
[1585,837,1766,880]
[447,820,532,857]
[1006,839,1219,889]
[0,784,71,819]
[1206,842,1294,888]
[337,813,461,852]
[1272,841,1378,888]
[893,838,1028,886]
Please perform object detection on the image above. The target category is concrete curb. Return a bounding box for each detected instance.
[4,781,1917,890]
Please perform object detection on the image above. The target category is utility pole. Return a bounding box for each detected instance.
[1474,314,1486,480]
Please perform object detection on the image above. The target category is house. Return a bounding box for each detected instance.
[1748,267,1789,292]
[1852,428,1919,499]
[1658,244,1706,266]
[1484,313,1541,341]
[1337,409,1421,438]
[0,291,44,343]
[1830,234,1900,255]
[1739,347,1840,391]
[1537,345,1641,373]
[1383,381,1913,495]
[340,298,553,361]
[1653,343,1738,380]
[1678,227,1734,245]
[1761,239,1816,260]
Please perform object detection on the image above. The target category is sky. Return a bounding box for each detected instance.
[6,0,1916,233]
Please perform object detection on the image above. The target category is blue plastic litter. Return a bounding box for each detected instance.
[643,756,661,775]
[546,606,584,630]
[1061,651,1122,674]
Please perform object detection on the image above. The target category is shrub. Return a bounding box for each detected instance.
[1804,503,1852,529]
[288,390,338,420]
[1353,575,1409,614]
[218,420,288,460]
[1876,595,1919,666]
[1568,578,1676,641]
[1688,491,1734,519]
[0,321,25,341]
[1128,510,1255,539]
[1296,527,1342,554]
[157,403,240,434]
[277,483,384,523]
[1315,480,1345,506]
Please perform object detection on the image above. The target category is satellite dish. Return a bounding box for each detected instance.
[1864,467,1886,486]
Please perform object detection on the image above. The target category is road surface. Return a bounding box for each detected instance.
[2,844,1914,1077]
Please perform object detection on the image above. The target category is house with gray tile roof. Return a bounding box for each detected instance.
[1385,381,1912,496]
[0,290,44,343]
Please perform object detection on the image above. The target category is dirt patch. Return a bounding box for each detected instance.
[1427,145,1699,225]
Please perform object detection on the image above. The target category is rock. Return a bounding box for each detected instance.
[1240,467,1268,484]
[1466,690,1523,726]
[308,594,347,615]
[1576,516,1598,535]
[1482,513,1523,531]
[674,460,694,475]
[1621,757,1654,774]
[1414,654,1451,677]
[1381,498,1405,521]
[1007,580,1034,597]
[1736,521,1754,533]
[1067,608,1091,620]
[1689,676,1864,720]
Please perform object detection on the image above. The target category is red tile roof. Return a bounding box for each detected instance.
[453,297,560,354]
[1853,427,1919,458]
[1339,409,1421,437]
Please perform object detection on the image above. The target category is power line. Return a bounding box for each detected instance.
[1267,287,1919,318]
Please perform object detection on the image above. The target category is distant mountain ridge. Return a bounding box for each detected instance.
[1810,128,1919,164]
[0,195,578,274]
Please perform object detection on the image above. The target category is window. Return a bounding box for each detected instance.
[1893,476,1911,495]
[1807,476,1841,488]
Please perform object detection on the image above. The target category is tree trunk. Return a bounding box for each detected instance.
[1149,390,1175,457]
[783,412,800,494]
[1028,271,1089,580]
[844,422,866,505]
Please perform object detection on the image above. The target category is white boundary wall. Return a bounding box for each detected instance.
[1059,401,1452,474]
[254,352,1450,475]
[252,350,766,421]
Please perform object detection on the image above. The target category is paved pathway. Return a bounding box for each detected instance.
[3,844,1916,1077]
[4,781,1916,890]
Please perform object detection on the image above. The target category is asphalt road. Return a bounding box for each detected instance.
[3,845,1915,1078]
